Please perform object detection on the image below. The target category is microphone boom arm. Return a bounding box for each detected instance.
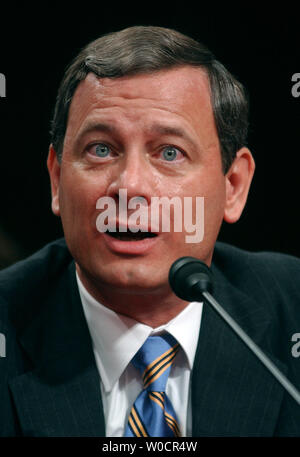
[200,287,300,406]
[169,256,300,406]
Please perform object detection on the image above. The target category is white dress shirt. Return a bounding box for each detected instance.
[76,272,203,437]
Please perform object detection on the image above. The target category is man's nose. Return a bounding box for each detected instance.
[106,151,154,206]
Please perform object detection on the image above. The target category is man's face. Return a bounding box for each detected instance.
[49,66,229,294]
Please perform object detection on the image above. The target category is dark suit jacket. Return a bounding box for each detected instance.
[0,238,299,436]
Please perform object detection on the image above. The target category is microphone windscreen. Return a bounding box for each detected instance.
[169,256,213,301]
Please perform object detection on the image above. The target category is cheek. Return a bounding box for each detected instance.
[186,170,226,234]
[204,173,226,215]
[182,167,226,203]
[58,169,109,225]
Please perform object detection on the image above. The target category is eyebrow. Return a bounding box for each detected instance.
[72,121,122,153]
[74,120,198,150]
[148,123,197,148]
[75,121,117,144]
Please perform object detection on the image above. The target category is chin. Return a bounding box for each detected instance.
[85,261,167,293]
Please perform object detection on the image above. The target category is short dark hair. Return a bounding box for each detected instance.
[50,25,249,173]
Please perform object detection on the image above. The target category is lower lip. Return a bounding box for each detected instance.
[102,232,159,255]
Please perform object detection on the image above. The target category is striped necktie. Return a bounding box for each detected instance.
[124,333,181,437]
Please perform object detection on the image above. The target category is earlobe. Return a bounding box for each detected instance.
[224,147,255,224]
[47,144,61,216]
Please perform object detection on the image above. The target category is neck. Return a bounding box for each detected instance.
[76,265,189,328]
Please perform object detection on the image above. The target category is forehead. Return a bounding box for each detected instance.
[66,66,217,142]
[75,64,209,97]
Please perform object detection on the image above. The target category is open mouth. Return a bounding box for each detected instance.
[106,230,158,241]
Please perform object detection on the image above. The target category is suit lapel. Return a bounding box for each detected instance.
[9,262,106,437]
[192,262,287,436]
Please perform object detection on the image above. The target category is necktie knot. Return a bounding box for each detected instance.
[132,333,179,392]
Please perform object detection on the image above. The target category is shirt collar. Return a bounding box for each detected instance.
[76,272,203,392]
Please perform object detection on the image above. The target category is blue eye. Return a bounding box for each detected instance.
[95,143,110,157]
[162,146,179,161]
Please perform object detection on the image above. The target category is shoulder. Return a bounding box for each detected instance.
[0,238,73,369]
[0,238,72,306]
[213,241,300,313]
[213,241,300,280]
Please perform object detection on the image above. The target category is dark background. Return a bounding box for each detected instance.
[0,3,299,268]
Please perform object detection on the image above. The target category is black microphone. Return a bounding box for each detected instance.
[168,256,213,301]
[169,257,300,406]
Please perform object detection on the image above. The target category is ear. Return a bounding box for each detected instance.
[47,144,61,216]
[224,147,255,223]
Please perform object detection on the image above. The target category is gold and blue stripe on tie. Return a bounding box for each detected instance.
[124,333,181,437]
